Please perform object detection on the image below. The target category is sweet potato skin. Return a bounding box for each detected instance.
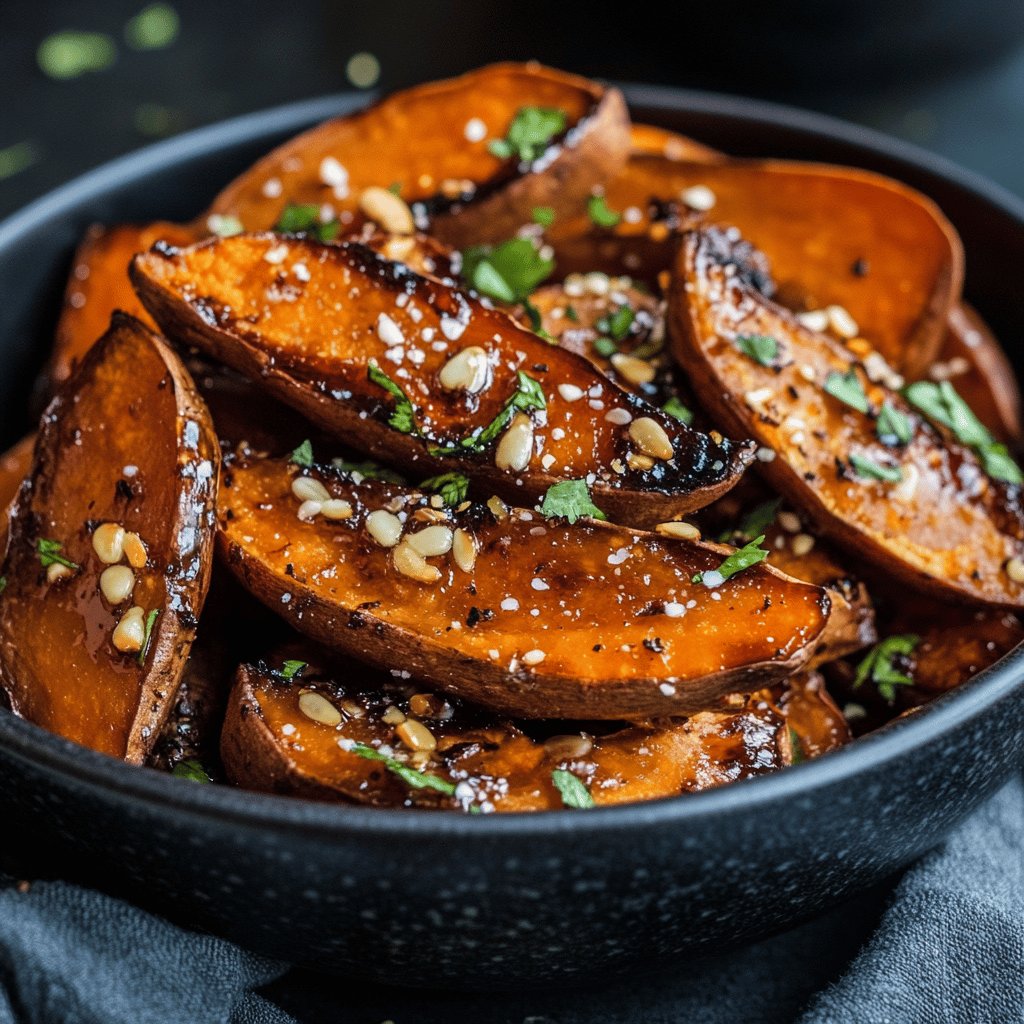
[132,234,754,528]
[216,455,831,719]
[670,228,1024,608]
[221,652,845,811]
[0,314,219,762]
[208,62,631,250]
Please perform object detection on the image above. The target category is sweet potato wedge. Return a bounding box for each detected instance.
[217,454,831,719]
[628,124,725,163]
[936,303,1022,444]
[132,234,754,527]
[207,62,630,251]
[0,313,219,762]
[52,221,199,389]
[221,650,845,810]
[551,157,963,375]
[670,228,1024,608]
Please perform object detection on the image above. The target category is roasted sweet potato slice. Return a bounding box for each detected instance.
[936,303,1022,444]
[551,156,963,375]
[0,313,219,762]
[52,221,199,389]
[670,228,1024,608]
[208,62,630,251]
[628,124,725,163]
[217,455,831,719]
[132,234,753,526]
[221,650,845,811]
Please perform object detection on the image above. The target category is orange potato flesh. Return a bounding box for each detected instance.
[551,156,963,376]
[221,651,847,811]
[0,314,219,762]
[208,62,631,251]
[217,455,831,719]
[628,124,726,163]
[132,234,754,528]
[670,228,1024,608]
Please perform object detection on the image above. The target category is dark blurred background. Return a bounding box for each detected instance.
[2,0,1024,217]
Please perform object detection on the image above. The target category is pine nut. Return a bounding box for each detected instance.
[1006,557,1024,584]
[791,533,816,557]
[396,719,437,751]
[522,649,546,666]
[487,495,508,520]
[610,353,656,386]
[112,605,146,653]
[655,521,701,540]
[406,525,453,558]
[628,417,674,460]
[495,413,534,472]
[358,185,415,234]
[544,733,594,760]
[392,540,441,583]
[99,565,135,605]
[583,272,609,296]
[92,523,125,564]
[320,498,354,521]
[797,309,829,333]
[778,511,801,533]
[381,705,407,725]
[46,562,73,584]
[298,691,342,727]
[626,452,656,472]
[680,184,716,211]
[452,527,478,572]
[297,500,322,522]
[409,693,442,717]
[122,532,148,569]
[366,509,403,548]
[292,476,330,503]
[827,304,859,339]
[438,346,489,393]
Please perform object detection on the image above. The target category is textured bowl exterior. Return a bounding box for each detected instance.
[0,87,1022,987]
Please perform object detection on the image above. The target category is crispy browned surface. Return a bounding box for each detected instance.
[670,228,1024,608]
[221,651,846,810]
[628,124,725,163]
[132,234,754,527]
[0,314,219,762]
[52,221,199,390]
[938,303,1022,444]
[551,157,963,375]
[217,454,831,719]
[208,62,631,250]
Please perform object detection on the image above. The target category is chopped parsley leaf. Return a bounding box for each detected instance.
[735,334,778,366]
[788,726,805,765]
[440,371,546,455]
[849,453,903,483]
[854,634,919,702]
[876,402,912,446]
[731,498,781,543]
[36,539,78,571]
[488,106,566,163]
[662,397,694,425]
[824,369,869,414]
[279,659,307,680]
[274,203,340,243]
[592,337,618,358]
[596,304,635,342]
[349,742,456,796]
[587,194,621,228]
[138,609,159,665]
[290,439,314,467]
[539,479,607,525]
[978,442,1024,485]
[462,238,554,304]
[367,364,417,434]
[420,472,470,506]
[331,458,405,483]
[551,768,595,808]
[521,299,554,342]
[694,535,769,585]
[532,206,555,227]
[171,758,211,783]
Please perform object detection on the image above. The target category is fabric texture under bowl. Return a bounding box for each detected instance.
[0,85,1022,988]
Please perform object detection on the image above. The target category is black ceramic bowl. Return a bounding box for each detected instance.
[0,86,1022,989]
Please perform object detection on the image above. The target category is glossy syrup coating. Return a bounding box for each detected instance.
[670,228,1024,608]
[549,155,963,376]
[132,234,754,528]
[0,314,219,762]
[208,62,631,251]
[217,455,831,719]
[221,649,848,811]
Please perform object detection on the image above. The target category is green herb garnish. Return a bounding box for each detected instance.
[854,634,920,702]
[824,369,869,414]
[436,372,546,456]
[0,141,40,183]
[171,758,211,783]
[349,742,456,796]
[532,206,555,227]
[592,337,618,358]
[0,576,7,595]
[290,439,314,468]
[876,402,912,446]
[36,539,78,571]
[331,458,404,484]
[551,768,595,809]
[138,610,159,665]
[597,304,635,342]
[462,238,554,304]
[694,535,769,585]
[367,364,417,434]
[420,472,470,506]
[848,453,903,483]
[587,195,621,228]
[521,299,554,342]
[274,203,339,243]
[978,443,1024,485]
[279,660,307,680]
[736,334,778,367]
[662,397,694,425]
[539,480,607,525]
[788,726,805,765]
[488,107,567,163]
[564,305,579,323]
[732,498,781,543]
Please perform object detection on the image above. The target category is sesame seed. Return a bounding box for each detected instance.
[797,309,829,333]
[522,649,546,666]
[604,407,633,425]
[827,304,859,339]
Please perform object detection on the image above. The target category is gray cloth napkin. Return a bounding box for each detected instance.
[2,777,1021,1024]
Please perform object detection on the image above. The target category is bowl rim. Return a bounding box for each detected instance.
[1,82,1022,840]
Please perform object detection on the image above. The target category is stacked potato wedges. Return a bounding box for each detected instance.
[2,63,1020,811]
